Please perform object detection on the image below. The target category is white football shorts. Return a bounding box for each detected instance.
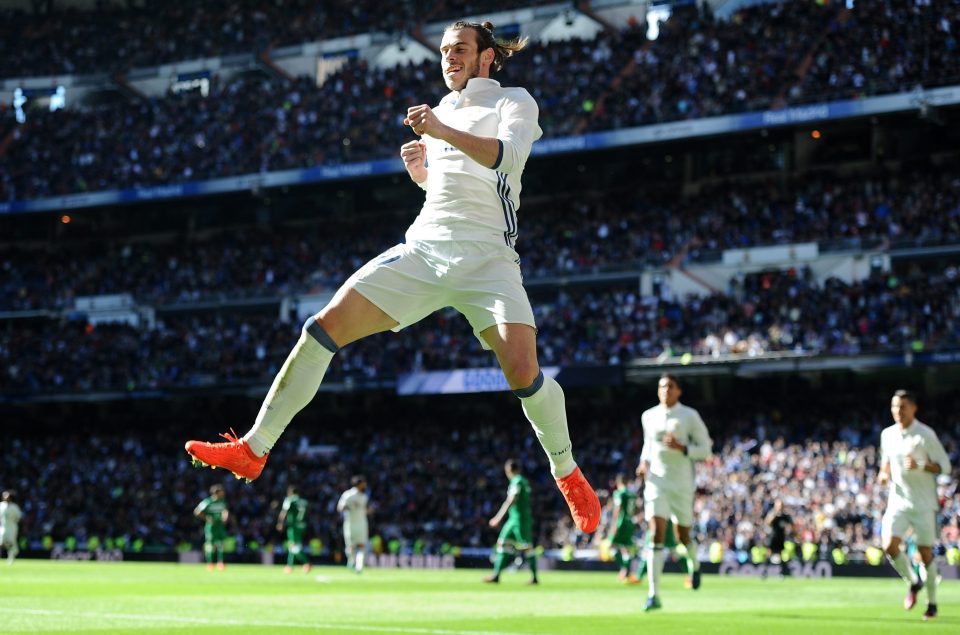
[881,506,937,546]
[644,486,694,528]
[0,525,16,547]
[347,240,536,349]
[344,524,369,549]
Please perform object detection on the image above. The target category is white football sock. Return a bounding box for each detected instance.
[244,318,337,456]
[516,372,576,478]
[887,551,919,585]
[355,549,365,572]
[921,560,938,604]
[648,544,665,597]
[684,539,700,573]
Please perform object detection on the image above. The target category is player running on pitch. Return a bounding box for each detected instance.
[194,484,229,570]
[0,491,23,565]
[879,389,951,621]
[338,476,370,573]
[636,374,712,611]
[277,485,311,573]
[184,18,600,536]
[607,473,639,583]
[484,459,538,585]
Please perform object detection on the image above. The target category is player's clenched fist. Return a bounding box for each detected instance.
[400,139,427,183]
[400,139,426,166]
[404,104,443,137]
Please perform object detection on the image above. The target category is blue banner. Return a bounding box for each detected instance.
[396,364,622,395]
[4,84,958,216]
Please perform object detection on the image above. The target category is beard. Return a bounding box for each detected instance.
[444,53,482,91]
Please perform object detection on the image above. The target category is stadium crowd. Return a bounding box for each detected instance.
[0,0,570,79]
[2,262,959,395]
[2,392,957,564]
[4,163,959,312]
[795,0,960,105]
[4,0,960,202]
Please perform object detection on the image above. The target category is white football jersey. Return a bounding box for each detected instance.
[0,501,21,529]
[338,487,369,532]
[406,77,542,248]
[640,402,712,497]
[881,420,951,512]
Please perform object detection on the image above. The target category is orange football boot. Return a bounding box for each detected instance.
[555,466,601,533]
[185,429,268,483]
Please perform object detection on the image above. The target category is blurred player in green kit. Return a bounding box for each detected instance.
[484,459,538,584]
[277,485,311,573]
[194,484,229,570]
[608,473,640,583]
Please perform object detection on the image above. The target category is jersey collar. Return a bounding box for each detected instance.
[447,77,500,106]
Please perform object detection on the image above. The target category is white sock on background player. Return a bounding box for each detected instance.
[648,544,665,597]
[921,559,938,603]
[516,372,576,478]
[243,318,338,457]
[684,539,700,573]
[886,551,919,585]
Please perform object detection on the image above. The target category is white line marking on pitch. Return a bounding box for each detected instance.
[0,607,526,635]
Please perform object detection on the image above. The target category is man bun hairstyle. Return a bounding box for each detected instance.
[447,20,529,71]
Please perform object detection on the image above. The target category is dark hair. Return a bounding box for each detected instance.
[351,475,366,486]
[287,485,298,495]
[505,458,521,473]
[445,20,528,71]
[659,373,680,388]
[614,473,626,484]
[893,389,918,405]
[210,484,224,496]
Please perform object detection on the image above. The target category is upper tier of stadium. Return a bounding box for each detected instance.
[2,0,958,205]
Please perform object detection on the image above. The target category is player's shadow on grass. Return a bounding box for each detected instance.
[763,613,959,625]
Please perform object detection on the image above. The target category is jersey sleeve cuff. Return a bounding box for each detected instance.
[491,139,504,170]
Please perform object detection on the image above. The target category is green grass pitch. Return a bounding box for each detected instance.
[1,560,957,634]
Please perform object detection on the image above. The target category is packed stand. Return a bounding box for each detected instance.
[0,62,440,201]
[0,0,419,79]
[1,393,957,562]
[791,0,960,105]
[3,260,960,395]
[6,1,960,202]
[580,1,823,132]
[3,164,960,312]
[0,0,568,79]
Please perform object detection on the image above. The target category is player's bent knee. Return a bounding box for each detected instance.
[503,361,540,391]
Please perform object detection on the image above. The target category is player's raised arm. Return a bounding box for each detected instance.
[491,94,541,174]
[406,103,502,168]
